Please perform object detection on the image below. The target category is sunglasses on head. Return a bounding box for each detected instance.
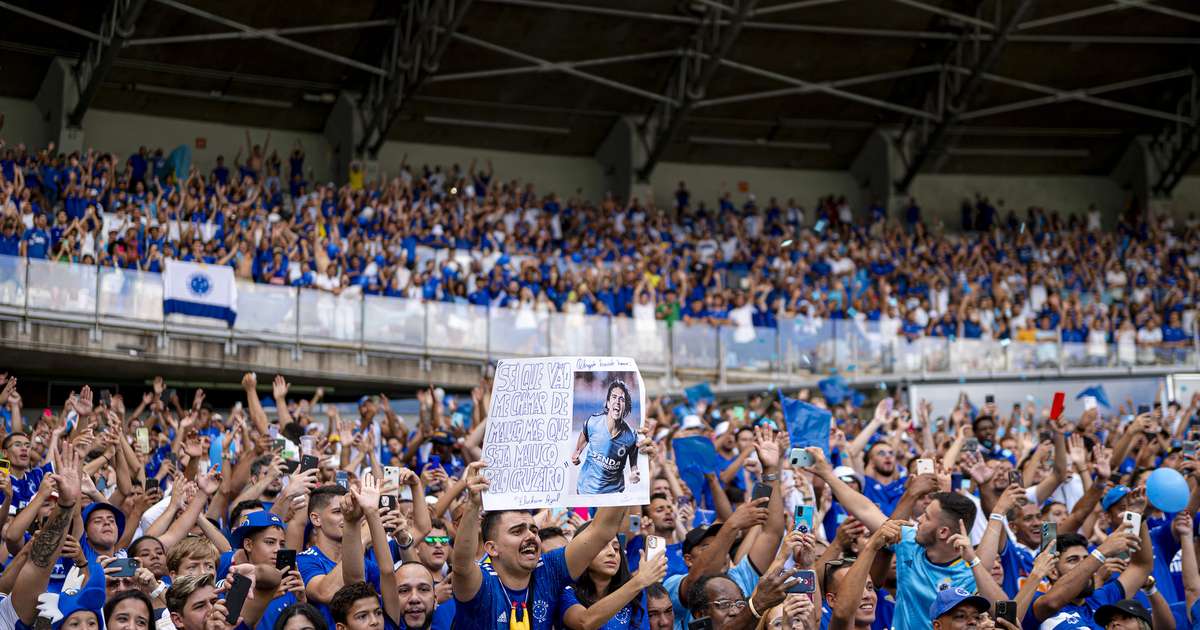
[424,536,451,545]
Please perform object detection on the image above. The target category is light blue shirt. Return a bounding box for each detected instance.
[577,413,637,495]
[891,525,976,630]
[663,555,759,630]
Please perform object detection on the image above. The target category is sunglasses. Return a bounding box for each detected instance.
[423,536,451,545]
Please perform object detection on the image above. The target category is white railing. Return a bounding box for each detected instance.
[1,254,1198,379]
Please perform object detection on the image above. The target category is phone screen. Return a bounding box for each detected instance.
[275,549,297,571]
[224,574,252,623]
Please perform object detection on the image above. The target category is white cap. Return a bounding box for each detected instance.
[713,421,732,437]
[681,414,703,429]
[833,465,860,483]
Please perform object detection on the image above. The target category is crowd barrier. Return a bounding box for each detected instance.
[0,255,1196,378]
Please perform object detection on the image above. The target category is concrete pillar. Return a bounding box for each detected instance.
[34,58,84,153]
[850,127,905,218]
[594,116,640,205]
[1110,136,1159,219]
[323,92,364,186]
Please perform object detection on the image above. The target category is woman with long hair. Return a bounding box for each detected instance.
[557,520,666,630]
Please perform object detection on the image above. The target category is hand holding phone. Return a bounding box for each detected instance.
[751,482,773,502]
[915,458,934,476]
[789,448,814,468]
[275,549,297,571]
[109,558,140,577]
[224,573,253,624]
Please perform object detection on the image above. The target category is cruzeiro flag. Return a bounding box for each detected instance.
[163,259,237,326]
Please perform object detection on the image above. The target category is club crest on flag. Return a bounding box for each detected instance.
[189,273,212,297]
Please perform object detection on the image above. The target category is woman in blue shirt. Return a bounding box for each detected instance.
[557,521,664,630]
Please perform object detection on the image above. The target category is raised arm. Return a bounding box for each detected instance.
[12,443,80,625]
[747,427,787,573]
[241,372,270,436]
[829,521,901,630]
[562,553,666,630]
[806,447,887,532]
[451,462,488,602]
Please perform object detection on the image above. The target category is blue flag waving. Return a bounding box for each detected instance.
[780,391,832,456]
[685,382,715,407]
[673,435,719,501]
[817,375,853,406]
[1076,385,1111,409]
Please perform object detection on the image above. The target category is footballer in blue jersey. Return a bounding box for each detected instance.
[571,380,640,495]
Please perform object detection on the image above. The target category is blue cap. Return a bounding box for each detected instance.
[37,587,106,630]
[1102,485,1132,511]
[81,503,126,538]
[928,586,989,620]
[230,511,286,550]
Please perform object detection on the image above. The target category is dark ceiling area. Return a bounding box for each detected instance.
[0,0,1198,177]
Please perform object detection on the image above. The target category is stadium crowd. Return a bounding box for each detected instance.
[0,138,1197,363]
[0,367,1193,630]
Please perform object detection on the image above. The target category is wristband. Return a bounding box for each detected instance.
[1091,549,1107,564]
[988,513,1005,522]
[966,557,980,569]
[762,473,778,482]
[1143,585,1158,597]
[747,596,762,619]
[150,581,168,599]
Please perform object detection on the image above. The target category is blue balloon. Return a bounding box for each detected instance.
[1147,468,1189,513]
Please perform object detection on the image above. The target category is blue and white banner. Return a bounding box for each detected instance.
[163,259,237,326]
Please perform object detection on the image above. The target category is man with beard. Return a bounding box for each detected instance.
[394,562,443,630]
[858,441,905,516]
[627,493,686,577]
[452,462,626,629]
[1026,532,1150,628]
[415,520,450,578]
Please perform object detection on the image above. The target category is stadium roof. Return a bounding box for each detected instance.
[1,0,1198,179]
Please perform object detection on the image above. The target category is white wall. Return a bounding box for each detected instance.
[650,161,863,213]
[910,174,1126,228]
[908,376,1162,421]
[0,96,48,148]
[374,140,608,203]
[1167,177,1200,218]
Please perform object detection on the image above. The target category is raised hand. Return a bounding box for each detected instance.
[726,497,769,531]
[354,473,382,514]
[340,488,364,524]
[753,425,781,470]
[52,442,82,507]
[273,375,289,400]
[463,461,490,507]
[76,385,94,417]
[949,520,977,563]
[868,519,907,550]
[632,549,667,588]
[192,388,205,411]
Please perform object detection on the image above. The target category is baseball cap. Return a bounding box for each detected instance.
[82,503,126,538]
[1094,599,1152,626]
[683,523,725,555]
[833,466,860,485]
[1102,485,1132,511]
[230,511,287,550]
[713,421,732,438]
[928,587,989,620]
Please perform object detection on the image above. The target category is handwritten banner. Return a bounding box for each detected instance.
[482,356,649,510]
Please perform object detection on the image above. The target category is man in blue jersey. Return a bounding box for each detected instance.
[451,461,626,630]
[571,380,640,494]
[1026,531,1149,628]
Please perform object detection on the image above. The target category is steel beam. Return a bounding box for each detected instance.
[636,0,760,181]
[69,0,149,127]
[0,1,106,42]
[958,68,1194,124]
[698,62,942,119]
[428,49,680,83]
[894,0,1038,192]
[153,0,386,76]
[451,33,676,106]
[1150,90,1200,195]
[356,0,476,155]
[751,0,845,17]
[126,19,395,46]
[890,0,994,29]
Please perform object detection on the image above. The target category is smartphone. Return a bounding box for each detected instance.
[1050,392,1065,420]
[163,388,176,403]
[963,438,980,453]
[996,600,1017,625]
[335,471,349,489]
[275,549,297,571]
[144,478,158,492]
[788,448,814,468]
[1122,511,1141,534]
[110,558,140,577]
[1008,470,1023,487]
[384,466,402,490]
[1040,522,1056,552]
[96,476,107,493]
[751,482,773,502]
[950,472,964,491]
[1138,404,1150,415]
[640,534,665,564]
[301,454,318,472]
[224,573,252,624]
[0,458,10,476]
[282,460,299,474]
[268,425,279,440]
[630,514,641,531]
[794,505,815,534]
[100,389,112,408]
[1185,441,1198,458]
[985,394,995,404]
[687,619,712,630]
[136,428,150,454]
[915,458,934,476]
[788,569,817,594]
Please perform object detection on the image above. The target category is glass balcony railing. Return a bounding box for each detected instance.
[3,254,1199,381]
